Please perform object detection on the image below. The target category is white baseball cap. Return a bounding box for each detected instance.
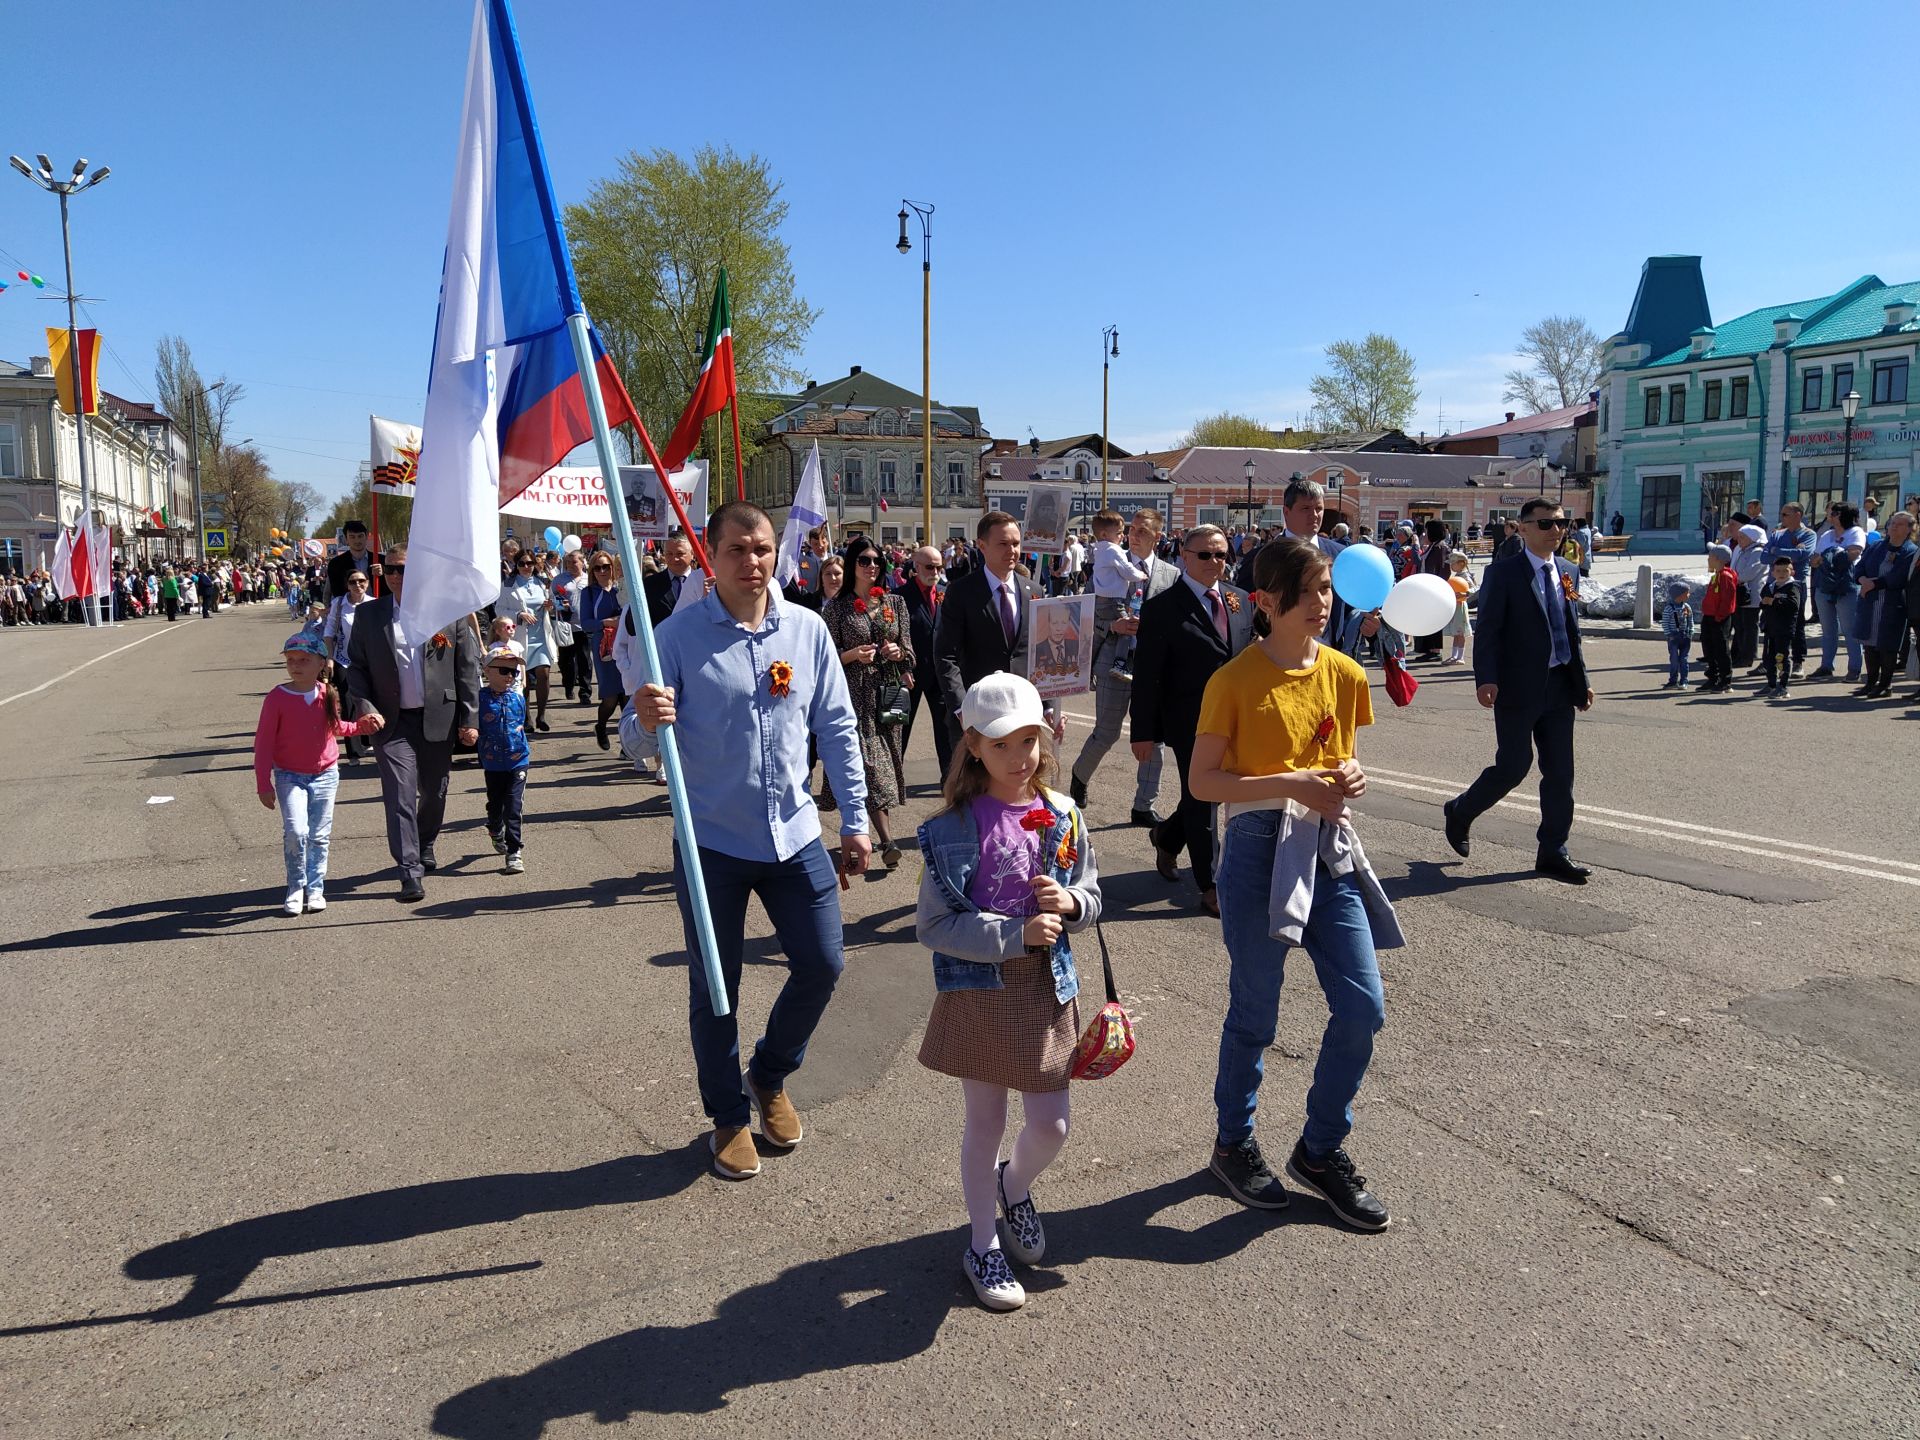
[960,672,1047,739]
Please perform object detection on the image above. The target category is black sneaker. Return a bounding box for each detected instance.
[1210,1136,1289,1210]
[1069,774,1088,807]
[1285,1141,1389,1230]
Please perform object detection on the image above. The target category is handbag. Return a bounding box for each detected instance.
[1069,922,1135,1080]
[1382,653,1418,707]
[876,671,911,727]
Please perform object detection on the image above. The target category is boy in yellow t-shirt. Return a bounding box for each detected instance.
[1187,536,1395,1231]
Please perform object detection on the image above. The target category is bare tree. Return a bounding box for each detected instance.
[1503,316,1603,413]
[217,444,277,549]
[274,480,323,538]
[154,335,244,459]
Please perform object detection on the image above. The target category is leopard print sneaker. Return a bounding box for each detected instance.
[996,1160,1046,1264]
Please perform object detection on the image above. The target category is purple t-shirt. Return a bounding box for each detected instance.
[967,795,1044,916]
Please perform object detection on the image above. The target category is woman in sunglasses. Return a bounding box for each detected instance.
[498,550,559,733]
[579,553,626,750]
[821,536,914,867]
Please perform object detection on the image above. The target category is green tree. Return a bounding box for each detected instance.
[315,464,411,548]
[565,146,818,469]
[218,444,278,552]
[1503,315,1603,413]
[1309,334,1419,433]
[1180,410,1278,448]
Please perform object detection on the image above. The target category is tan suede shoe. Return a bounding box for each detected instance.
[709,1124,761,1180]
[747,1077,804,1149]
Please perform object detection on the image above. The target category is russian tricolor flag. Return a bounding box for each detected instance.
[400,0,637,645]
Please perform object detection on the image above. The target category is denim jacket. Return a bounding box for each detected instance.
[915,787,1101,1004]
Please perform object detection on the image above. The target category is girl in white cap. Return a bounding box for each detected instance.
[914,673,1102,1311]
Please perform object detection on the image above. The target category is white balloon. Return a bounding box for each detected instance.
[1380,573,1458,635]
[562,534,583,553]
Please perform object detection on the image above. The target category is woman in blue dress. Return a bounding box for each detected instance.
[498,550,558,731]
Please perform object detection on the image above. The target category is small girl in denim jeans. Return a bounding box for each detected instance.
[1661,581,1695,689]
[915,673,1101,1313]
[253,632,383,915]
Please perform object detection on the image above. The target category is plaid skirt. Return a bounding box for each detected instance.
[918,953,1081,1092]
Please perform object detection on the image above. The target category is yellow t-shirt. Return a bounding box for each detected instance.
[1195,641,1374,775]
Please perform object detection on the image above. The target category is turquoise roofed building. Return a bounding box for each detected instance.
[1600,257,1919,552]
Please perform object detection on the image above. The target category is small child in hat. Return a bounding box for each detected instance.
[1660,580,1695,689]
[478,641,532,872]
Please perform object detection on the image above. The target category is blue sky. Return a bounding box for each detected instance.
[6,0,1916,511]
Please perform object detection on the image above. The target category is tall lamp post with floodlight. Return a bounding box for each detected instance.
[10,151,111,625]
[1841,388,1860,507]
[1100,325,1119,509]
[188,378,227,562]
[896,200,934,543]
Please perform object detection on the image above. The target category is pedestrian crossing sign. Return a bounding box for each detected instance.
[203,528,229,553]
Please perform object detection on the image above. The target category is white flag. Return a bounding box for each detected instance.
[775,440,828,588]
[369,416,421,496]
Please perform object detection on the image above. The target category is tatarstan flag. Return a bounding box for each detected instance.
[148,506,172,529]
[658,265,737,473]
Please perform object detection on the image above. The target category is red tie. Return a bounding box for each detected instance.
[1206,590,1228,642]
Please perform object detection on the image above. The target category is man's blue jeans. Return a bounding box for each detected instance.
[1212,811,1385,1156]
[671,839,845,1129]
[273,766,339,895]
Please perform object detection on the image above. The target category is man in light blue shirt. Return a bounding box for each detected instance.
[637,502,870,1181]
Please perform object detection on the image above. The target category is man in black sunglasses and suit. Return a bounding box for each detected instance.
[1443,497,1595,884]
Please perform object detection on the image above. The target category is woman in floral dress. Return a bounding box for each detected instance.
[823,535,915,868]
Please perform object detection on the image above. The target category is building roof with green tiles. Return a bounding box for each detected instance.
[1642,274,1920,367]
[1793,278,1920,347]
[1644,295,1832,366]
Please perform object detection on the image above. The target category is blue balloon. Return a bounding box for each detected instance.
[543,526,562,551]
[1332,541,1394,611]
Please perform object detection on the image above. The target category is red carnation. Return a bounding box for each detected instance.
[1314,715,1336,747]
[853,597,868,613]
[1020,806,1052,832]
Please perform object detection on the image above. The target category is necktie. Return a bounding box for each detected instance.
[998,582,1017,647]
[1540,561,1570,668]
[671,573,683,604]
[1206,589,1228,642]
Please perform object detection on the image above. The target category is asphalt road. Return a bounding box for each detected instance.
[1,603,1916,1439]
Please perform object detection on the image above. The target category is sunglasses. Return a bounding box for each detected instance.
[384,564,405,576]
[856,555,881,566]
[1188,548,1230,561]
[1531,518,1571,531]
[489,665,520,676]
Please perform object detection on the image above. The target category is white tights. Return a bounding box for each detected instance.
[960,1078,1071,1253]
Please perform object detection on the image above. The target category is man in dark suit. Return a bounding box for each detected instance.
[1443,498,1595,884]
[326,519,378,599]
[643,531,700,629]
[892,544,952,782]
[1131,524,1254,916]
[932,511,1057,748]
[345,544,482,902]
[1235,476,1346,642]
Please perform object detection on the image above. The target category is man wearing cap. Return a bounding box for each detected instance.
[327,519,379,599]
[344,543,481,902]
[635,501,870,1182]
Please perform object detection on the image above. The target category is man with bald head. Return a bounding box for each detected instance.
[892,543,952,781]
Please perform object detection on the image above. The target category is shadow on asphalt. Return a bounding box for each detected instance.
[428,1170,1353,1436]
[645,899,919,970]
[0,1142,713,1337]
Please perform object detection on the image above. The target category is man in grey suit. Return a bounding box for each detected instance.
[1070,507,1176,825]
[345,544,481,902]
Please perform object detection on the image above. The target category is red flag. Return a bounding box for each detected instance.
[659,267,736,473]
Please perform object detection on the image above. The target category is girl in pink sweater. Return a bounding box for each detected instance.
[255,632,383,916]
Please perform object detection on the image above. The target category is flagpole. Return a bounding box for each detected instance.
[728,395,746,504]
[563,310,729,1017]
[711,411,724,512]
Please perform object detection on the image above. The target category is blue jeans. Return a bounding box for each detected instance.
[671,839,845,1128]
[273,766,339,895]
[1666,637,1690,685]
[1213,812,1385,1155]
[1815,591,1860,675]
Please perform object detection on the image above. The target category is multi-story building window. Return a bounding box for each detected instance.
[1797,464,1843,520]
[878,459,897,494]
[1801,368,1823,412]
[843,456,864,495]
[1703,380,1722,420]
[1700,469,1745,524]
[1643,390,1662,426]
[1832,363,1854,406]
[913,460,925,496]
[0,420,17,478]
[1871,357,1909,405]
[1640,472,1681,530]
[1730,376,1750,417]
[945,460,966,496]
[1866,470,1902,517]
[1666,384,1686,424]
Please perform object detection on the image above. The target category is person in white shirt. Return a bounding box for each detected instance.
[1059,533,1086,594]
[1070,507,1172,824]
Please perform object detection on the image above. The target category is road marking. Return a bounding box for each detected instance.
[1365,765,1920,875]
[0,625,181,709]
[1365,774,1920,890]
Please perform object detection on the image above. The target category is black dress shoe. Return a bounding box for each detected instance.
[1070,774,1087,806]
[595,717,611,750]
[398,877,425,903]
[1535,852,1591,884]
[420,845,438,872]
[1441,799,1470,858]
[1131,808,1159,828]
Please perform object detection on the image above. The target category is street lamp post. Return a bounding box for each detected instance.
[188,379,226,563]
[1841,388,1860,507]
[1238,454,1259,535]
[10,152,111,625]
[1100,325,1119,509]
[896,200,935,543]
